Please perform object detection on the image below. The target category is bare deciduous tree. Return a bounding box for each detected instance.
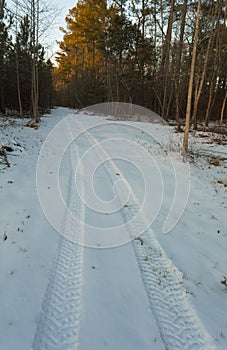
[161,0,175,119]
[15,0,23,117]
[174,0,187,129]
[30,0,39,122]
[183,0,201,155]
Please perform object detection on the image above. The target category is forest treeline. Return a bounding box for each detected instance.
[55,0,227,126]
[0,0,53,121]
[0,0,226,127]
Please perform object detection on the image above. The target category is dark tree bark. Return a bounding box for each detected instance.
[0,0,5,19]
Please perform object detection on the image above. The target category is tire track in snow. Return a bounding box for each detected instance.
[33,131,85,350]
[85,128,216,350]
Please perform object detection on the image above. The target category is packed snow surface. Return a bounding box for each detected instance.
[0,108,226,350]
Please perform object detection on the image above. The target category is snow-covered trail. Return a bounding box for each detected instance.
[33,127,85,349]
[33,113,215,350]
[33,115,164,350]
[78,120,215,350]
[1,108,226,350]
[75,124,165,350]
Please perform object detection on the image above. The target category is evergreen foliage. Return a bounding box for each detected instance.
[54,0,226,124]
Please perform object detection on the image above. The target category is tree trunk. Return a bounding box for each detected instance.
[161,0,174,69]
[191,4,217,128]
[161,0,175,120]
[205,5,221,127]
[92,40,95,74]
[141,0,145,39]
[0,0,5,114]
[204,80,214,127]
[31,0,39,123]
[183,0,201,155]
[191,74,199,129]
[0,0,5,19]
[0,84,5,113]
[16,0,22,117]
[175,0,187,127]
[220,91,227,126]
[16,52,22,117]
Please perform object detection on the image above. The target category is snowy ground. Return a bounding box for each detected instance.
[0,108,226,350]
